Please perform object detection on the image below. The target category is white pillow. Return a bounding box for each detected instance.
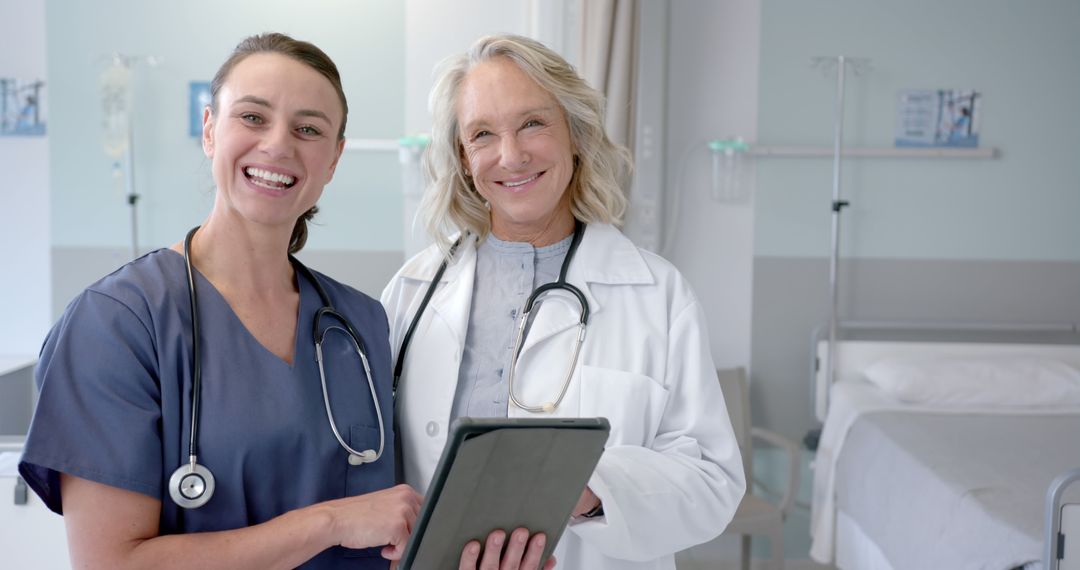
[862,356,1080,407]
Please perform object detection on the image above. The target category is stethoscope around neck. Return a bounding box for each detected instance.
[393,221,590,414]
[168,226,386,509]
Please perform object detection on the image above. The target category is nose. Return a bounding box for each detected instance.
[498,135,529,170]
[260,123,295,159]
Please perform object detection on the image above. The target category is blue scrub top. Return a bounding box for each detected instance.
[19,249,396,568]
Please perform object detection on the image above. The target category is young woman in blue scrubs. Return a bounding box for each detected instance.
[17,34,423,568]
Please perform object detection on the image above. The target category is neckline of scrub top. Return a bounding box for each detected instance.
[161,248,306,370]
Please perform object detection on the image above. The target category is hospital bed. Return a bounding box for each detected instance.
[807,334,1080,570]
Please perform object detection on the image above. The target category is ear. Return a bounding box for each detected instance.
[326,137,346,181]
[201,106,215,158]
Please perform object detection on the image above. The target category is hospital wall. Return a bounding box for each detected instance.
[0,2,66,560]
[0,0,51,359]
[749,0,1080,442]
[661,1,758,372]
[43,0,411,314]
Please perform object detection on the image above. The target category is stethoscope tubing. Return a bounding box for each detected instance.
[392,237,462,395]
[316,325,385,464]
[175,226,384,509]
[394,222,590,414]
[507,223,589,412]
[183,227,204,468]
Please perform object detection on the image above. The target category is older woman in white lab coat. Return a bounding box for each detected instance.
[382,34,745,570]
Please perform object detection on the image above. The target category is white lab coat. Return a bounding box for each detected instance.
[381,223,745,570]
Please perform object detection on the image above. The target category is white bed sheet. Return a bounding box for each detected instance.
[810,379,1080,565]
[835,509,894,570]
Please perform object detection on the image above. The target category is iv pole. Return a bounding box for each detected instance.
[812,55,869,413]
[101,53,159,260]
[123,57,139,261]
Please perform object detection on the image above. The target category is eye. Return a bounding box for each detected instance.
[296,125,323,137]
[523,119,544,128]
[471,130,491,141]
[240,112,263,125]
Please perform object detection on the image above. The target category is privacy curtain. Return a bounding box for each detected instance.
[579,0,640,155]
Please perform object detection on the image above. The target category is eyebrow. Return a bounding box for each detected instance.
[461,105,558,134]
[235,95,333,124]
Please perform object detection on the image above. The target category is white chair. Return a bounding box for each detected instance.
[717,367,801,570]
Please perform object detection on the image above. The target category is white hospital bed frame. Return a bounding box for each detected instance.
[812,328,1080,565]
[809,326,1080,569]
[810,320,1080,422]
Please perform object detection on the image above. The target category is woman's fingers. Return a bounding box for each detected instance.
[336,484,420,550]
[519,532,548,570]
[459,540,482,569]
[479,529,506,569]
[457,528,548,570]
[381,541,407,561]
[498,527,530,570]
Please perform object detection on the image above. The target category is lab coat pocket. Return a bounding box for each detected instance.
[579,365,669,447]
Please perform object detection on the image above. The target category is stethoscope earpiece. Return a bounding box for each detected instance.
[348,449,379,465]
[168,460,216,509]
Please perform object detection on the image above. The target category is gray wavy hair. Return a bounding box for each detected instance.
[420,34,632,253]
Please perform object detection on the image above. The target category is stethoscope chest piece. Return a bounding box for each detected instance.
[168,460,216,509]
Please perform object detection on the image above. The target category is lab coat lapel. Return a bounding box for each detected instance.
[518,224,650,354]
[428,240,477,351]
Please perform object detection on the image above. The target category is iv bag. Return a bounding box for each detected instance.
[100,62,131,159]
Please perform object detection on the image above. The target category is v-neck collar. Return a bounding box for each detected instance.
[164,249,305,369]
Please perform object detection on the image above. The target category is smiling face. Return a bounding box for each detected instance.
[457,56,576,244]
[202,52,345,234]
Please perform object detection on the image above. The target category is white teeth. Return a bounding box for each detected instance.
[245,167,295,186]
[503,174,538,188]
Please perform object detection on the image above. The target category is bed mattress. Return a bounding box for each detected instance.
[835,410,1080,569]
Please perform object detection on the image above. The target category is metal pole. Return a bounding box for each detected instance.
[1045,467,1080,569]
[125,61,139,259]
[825,56,850,407]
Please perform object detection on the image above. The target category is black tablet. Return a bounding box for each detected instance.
[398,417,610,570]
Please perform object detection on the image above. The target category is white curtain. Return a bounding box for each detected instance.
[579,0,639,154]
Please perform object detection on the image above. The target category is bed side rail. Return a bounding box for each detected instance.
[1046,467,1080,570]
